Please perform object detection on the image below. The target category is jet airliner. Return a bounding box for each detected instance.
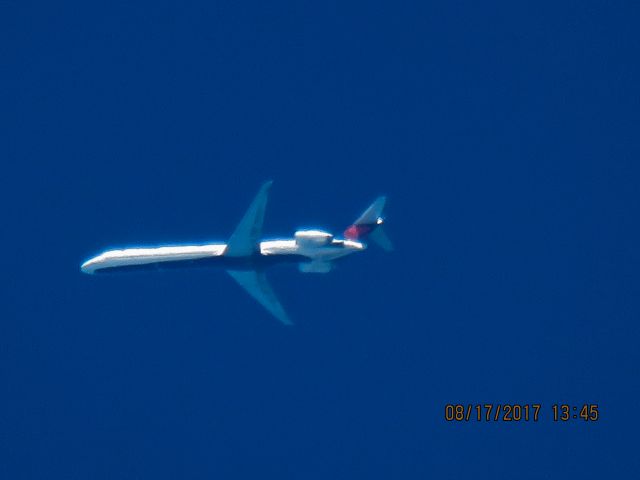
[81,181,392,325]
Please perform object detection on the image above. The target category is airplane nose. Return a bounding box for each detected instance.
[81,257,100,274]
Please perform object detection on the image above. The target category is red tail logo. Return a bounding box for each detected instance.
[344,223,375,240]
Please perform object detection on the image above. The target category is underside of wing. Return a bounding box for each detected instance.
[226,269,292,325]
[225,181,272,257]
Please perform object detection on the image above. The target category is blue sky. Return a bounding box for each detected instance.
[2,1,639,478]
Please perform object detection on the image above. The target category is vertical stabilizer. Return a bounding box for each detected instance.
[343,196,393,251]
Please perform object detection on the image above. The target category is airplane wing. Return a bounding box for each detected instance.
[226,269,292,325]
[225,180,272,257]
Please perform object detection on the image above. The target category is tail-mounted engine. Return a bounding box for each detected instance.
[298,260,333,273]
[294,229,333,247]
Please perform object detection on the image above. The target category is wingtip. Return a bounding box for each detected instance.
[272,305,294,326]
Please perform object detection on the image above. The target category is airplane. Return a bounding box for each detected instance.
[80,181,392,325]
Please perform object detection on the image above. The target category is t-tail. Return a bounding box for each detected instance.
[343,196,393,252]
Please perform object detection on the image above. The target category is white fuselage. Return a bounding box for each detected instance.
[81,237,365,274]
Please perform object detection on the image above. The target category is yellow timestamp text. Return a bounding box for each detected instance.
[444,404,599,422]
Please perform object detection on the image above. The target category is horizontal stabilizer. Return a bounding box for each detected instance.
[370,226,394,252]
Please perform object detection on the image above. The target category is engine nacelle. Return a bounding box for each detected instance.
[294,229,333,247]
[299,261,333,273]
